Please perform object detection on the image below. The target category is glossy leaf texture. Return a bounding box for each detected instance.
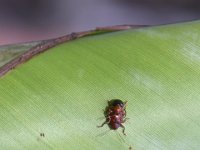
[1,21,200,149]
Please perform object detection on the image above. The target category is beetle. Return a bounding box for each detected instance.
[97,99,127,135]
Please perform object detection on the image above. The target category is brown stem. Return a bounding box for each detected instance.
[0,25,148,78]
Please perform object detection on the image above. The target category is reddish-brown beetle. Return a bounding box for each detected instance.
[97,99,127,135]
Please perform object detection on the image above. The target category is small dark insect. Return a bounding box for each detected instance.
[40,133,45,137]
[97,99,127,135]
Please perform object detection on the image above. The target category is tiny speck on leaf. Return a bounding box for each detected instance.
[40,133,45,137]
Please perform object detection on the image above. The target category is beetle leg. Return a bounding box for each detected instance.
[120,124,126,136]
[123,101,127,117]
[97,120,107,128]
[124,110,127,117]
[108,109,113,114]
[97,117,111,128]
[104,109,112,118]
[122,118,129,123]
[107,100,111,105]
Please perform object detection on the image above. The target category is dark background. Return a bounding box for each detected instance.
[0,0,200,45]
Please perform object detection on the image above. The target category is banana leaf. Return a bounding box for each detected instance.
[0,21,200,149]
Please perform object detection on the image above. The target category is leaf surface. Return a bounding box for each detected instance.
[0,22,200,149]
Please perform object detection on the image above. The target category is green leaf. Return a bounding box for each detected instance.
[1,21,200,149]
[0,41,41,67]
